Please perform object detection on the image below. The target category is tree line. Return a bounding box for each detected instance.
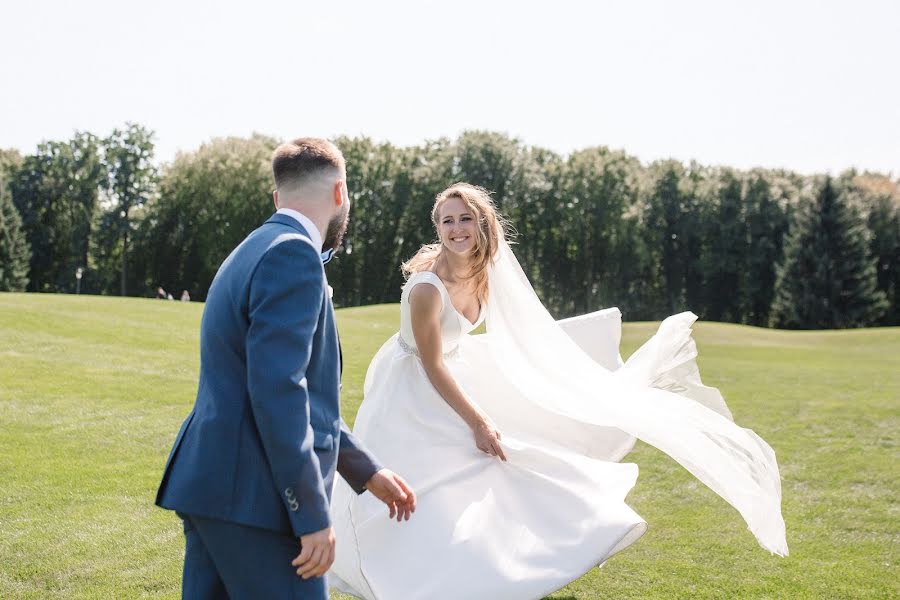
[1,126,897,329]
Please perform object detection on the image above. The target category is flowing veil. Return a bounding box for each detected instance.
[484,241,788,556]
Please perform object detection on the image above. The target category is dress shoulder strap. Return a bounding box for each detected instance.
[403,271,447,309]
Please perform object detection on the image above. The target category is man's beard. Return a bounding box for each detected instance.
[323,201,350,253]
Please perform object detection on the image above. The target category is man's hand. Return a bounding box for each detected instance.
[365,468,417,522]
[291,526,335,579]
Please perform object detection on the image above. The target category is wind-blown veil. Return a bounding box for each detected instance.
[484,241,788,556]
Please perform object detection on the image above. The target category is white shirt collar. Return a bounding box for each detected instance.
[275,208,323,251]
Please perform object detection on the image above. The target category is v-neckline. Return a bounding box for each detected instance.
[428,272,483,327]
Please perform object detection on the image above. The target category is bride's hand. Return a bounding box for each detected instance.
[473,419,507,461]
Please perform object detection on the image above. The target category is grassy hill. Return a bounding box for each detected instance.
[0,293,897,598]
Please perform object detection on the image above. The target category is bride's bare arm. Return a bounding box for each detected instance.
[409,284,506,461]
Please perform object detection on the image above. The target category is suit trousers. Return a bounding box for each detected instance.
[180,513,328,600]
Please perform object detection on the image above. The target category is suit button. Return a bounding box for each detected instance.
[290,500,299,511]
[285,488,295,499]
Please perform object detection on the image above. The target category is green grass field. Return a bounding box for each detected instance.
[0,293,897,599]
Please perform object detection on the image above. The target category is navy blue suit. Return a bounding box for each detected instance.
[157,213,381,598]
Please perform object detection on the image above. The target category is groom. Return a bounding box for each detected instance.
[156,138,415,599]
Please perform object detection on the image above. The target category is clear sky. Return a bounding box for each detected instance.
[2,0,898,175]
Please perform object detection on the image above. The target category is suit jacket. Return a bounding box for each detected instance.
[156,213,381,537]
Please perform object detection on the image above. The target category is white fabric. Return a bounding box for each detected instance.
[482,241,786,553]
[276,207,323,251]
[557,308,626,371]
[330,244,787,600]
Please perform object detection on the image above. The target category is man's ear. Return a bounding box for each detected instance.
[272,189,279,210]
[333,179,345,206]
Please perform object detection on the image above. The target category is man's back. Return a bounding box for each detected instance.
[156,214,342,537]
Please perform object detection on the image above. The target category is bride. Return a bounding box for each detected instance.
[329,183,787,599]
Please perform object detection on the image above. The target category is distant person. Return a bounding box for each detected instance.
[156,137,415,599]
[156,286,167,299]
[180,290,191,302]
[166,293,174,300]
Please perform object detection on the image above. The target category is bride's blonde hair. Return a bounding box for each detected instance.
[402,183,510,302]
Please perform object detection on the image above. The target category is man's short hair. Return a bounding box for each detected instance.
[272,137,346,191]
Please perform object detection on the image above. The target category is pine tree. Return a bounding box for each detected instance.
[867,195,900,325]
[704,169,747,323]
[771,177,887,329]
[743,172,791,326]
[644,161,688,314]
[854,175,900,326]
[0,177,31,292]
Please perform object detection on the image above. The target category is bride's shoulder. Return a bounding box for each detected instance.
[403,271,445,306]
[404,270,443,287]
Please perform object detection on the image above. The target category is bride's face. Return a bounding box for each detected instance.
[438,196,478,256]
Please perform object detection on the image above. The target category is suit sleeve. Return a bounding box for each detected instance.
[246,237,330,536]
[337,419,383,494]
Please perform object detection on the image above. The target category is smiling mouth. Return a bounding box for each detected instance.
[450,236,469,243]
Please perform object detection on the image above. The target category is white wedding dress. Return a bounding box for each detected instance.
[330,243,787,600]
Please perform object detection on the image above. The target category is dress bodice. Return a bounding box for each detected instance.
[398,271,484,356]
